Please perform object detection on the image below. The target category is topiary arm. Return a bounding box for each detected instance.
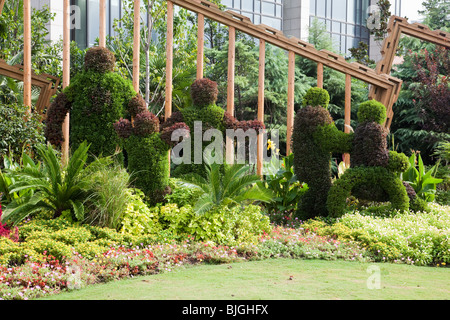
[160,122,190,149]
[313,124,354,154]
[44,92,72,146]
[387,151,410,173]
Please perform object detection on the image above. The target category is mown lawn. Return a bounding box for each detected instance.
[40,258,450,300]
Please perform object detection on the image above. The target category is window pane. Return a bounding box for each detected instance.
[255,0,261,13]
[222,0,232,7]
[88,0,100,46]
[317,0,326,17]
[332,21,341,33]
[111,0,120,34]
[74,0,87,48]
[310,0,315,15]
[332,0,347,21]
[262,2,275,15]
[347,0,356,24]
[242,0,253,11]
[276,4,282,17]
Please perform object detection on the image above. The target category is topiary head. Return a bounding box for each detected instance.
[133,110,160,137]
[357,100,387,125]
[302,87,330,109]
[128,94,147,118]
[84,46,116,73]
[190,78,219,108]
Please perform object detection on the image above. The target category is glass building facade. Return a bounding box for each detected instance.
[309,0,371,55]
[221,0,284,30]
[70,0,123,48]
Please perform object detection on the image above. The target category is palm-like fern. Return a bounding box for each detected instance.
[181,155,274,214]
[1,141,92,226]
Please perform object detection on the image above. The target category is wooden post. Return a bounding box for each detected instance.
[286,50,295,155]
[196,13,204,80]
[165,0,174,121]
[257,39,265,176]
[317,62,323,88]
[0,0,5,15]
[62,0,71,165]
[133,0,140,93]
[227,26,236,116]
[226,26,236,165]
[23,0,31,112]
[99,0,106,47]
[344,73,352,166]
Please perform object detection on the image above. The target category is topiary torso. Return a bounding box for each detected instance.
[45,47,136,157]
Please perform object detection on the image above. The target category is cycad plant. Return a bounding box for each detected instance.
[181,155,274,214]
[1,141,92,226]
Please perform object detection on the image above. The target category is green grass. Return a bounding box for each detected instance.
[40,258,450,300]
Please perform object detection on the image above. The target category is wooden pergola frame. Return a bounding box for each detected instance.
[370,15,450,128]
[10,0,448,172]
[165,0,405,172]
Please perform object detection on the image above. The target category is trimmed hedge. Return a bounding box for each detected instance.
[301,87,330,108]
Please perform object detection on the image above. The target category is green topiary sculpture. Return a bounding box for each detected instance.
[327,100,413,217]
[114,98,190,205]
[45,46,136,157]
[166,78,265,177]
[292,87,353,219]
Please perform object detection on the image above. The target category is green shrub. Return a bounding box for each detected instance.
[0,103,44,164]
[357,100,387,125]
[124,134,170,204]
[165,178,203,207]
[158,203,272,245]
[303,204,450,265]
[120,189,161,236]
[302,87,330,108]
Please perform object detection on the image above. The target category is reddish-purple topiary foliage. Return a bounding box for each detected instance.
[84,46,116,73]
[160,122,190,147]
[190,78,219,107]
[160,111,184,131]
[351,121,389,168]
[223,111,238,129]
[235,119,266,134]
[128,94,147,118]
[44,92,72,146]
[114,118,133,139]
[0,203,19,242]
[133,110,160,137]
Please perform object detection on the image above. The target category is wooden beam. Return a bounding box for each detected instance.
[317,62,323,88]
[133,0,140,93]
[344,73,351,166]
[23,0,31,112]
[99,0,106,47]
[286,50,295,155]
[197,13,205,80]
[165,0,174,120]
[62,0,71,165]
[227,26,235,116]
[257,39,265,176]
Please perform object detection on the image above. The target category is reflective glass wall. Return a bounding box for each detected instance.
[309,0,371,55]
[222,0,283,30]
[71,0,123,49]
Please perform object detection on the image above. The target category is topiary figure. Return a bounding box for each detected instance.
[114,96,190,205]
[327,100,412,217]
[292,87,353,219]
[166,78,265,177]
[45,46,136,157]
